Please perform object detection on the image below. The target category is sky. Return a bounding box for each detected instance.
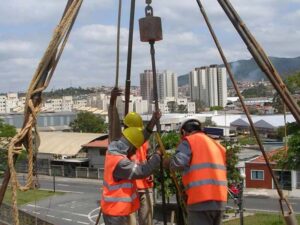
[0,0,299,93]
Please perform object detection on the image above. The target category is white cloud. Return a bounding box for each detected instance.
[0,0,299,92]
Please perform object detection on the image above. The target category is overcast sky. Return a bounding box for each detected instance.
[0,0,299,93]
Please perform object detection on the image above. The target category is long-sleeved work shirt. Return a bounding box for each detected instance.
[170,139,226,211]
[108,138,161,181]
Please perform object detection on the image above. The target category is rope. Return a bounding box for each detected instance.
[115,0,122,87]
[6,1,83,224]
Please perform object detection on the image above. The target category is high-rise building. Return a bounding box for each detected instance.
[140,70,154,104]
[189,65,227,108]
[158,70,178,100]
[217,66,227,107]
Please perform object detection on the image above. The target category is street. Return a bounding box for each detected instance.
[3,175,300,225]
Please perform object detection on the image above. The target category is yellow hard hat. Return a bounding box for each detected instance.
[122,127,144,149]
[123,112,143,128]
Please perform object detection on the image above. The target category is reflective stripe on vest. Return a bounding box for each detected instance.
[131,142,154,189]
[102,193,137,203]
[183,162,226,175]
[103,181,134,191]
[101,152,139,216]
[182,132,227,205]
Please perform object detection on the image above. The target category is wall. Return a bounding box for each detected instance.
[245,163,274,189]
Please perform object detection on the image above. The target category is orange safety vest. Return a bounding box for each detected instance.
[182,132,227,205]
[101,152,140,216]
[131,141,154,189]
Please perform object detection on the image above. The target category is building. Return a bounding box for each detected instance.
[140,70,155,108]
[189,65,227,108]
[0,95,6,113]
[0,112,77,130]
[158,70,178,100]
[245,148,300,195]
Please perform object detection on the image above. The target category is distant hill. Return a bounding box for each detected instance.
[178,74,189,86]
[178,56,300,86]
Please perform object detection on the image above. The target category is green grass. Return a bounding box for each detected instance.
[238,135,257,146]
[224,213,300,225]
[4,189,64,206]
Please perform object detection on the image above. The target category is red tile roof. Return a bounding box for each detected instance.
[248,147,286,164]
[82,139,108,148]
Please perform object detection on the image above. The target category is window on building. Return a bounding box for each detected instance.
[297,171,300,189]
[251,170,264,180]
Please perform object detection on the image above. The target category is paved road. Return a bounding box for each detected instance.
[6,175,300,225]
[229,196,300,213]
[20,176,103,225]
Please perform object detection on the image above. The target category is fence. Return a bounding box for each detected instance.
[76,167,104,179]
[0,203,54,225]
[15,163,104,180]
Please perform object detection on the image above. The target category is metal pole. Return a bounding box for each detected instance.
[124,0,136,116]
[217,0,300,124]
[53,173,56,193]
[238,180,244,225]
[115,0,122,87]
[149,41,166,225]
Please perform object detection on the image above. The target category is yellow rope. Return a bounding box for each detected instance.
[7,1,83,224]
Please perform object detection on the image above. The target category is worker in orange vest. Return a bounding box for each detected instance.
[164,118,227,225]
[103,88,161,225]
[124,112,155,225]
[101,127,161,225]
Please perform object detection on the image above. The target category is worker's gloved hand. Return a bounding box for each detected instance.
[110,87,122,104]
[146,110,162,132]
[162,157,170,169]
[152,110,162,122]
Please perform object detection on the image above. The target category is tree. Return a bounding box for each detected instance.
[70,112,107,133]
[273,132,300,170]
[154,132,181,201]
[222,140,241,184]
[177,104,187,113]
[277,122,300,140]
[195,100,206,113]
[0,118,17,137]
[167,101,177,113]
[210,106,223,111]
[242,84,270,98]
[273,72,300,113]
[0,119,17,175]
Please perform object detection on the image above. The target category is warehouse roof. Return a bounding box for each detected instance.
[38,132,106,156]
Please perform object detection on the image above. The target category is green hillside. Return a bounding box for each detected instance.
[178,56,300,86]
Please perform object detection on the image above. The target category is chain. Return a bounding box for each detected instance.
[145,0,153,16]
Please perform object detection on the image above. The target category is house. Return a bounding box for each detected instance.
[81,136,109,169]
[16,132,108,178]
[245,148,300,194]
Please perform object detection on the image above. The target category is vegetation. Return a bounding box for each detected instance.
[210,106,224,111]
[195,100,206,113]
[70,111,107,133]
[224,212,300,225]
[272,131,300,170]
[166,101,188,113]
[42,87,96,99]
[0,118,17,137]
[238,135,257,146]
[242,84,270,98]
[277,122,300,140]
[223,140,241,184]
[273,72,300,113]
[155,132,241,200]
[0,119,17,176]
[154,132,181,201]
[4,189,64,206]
